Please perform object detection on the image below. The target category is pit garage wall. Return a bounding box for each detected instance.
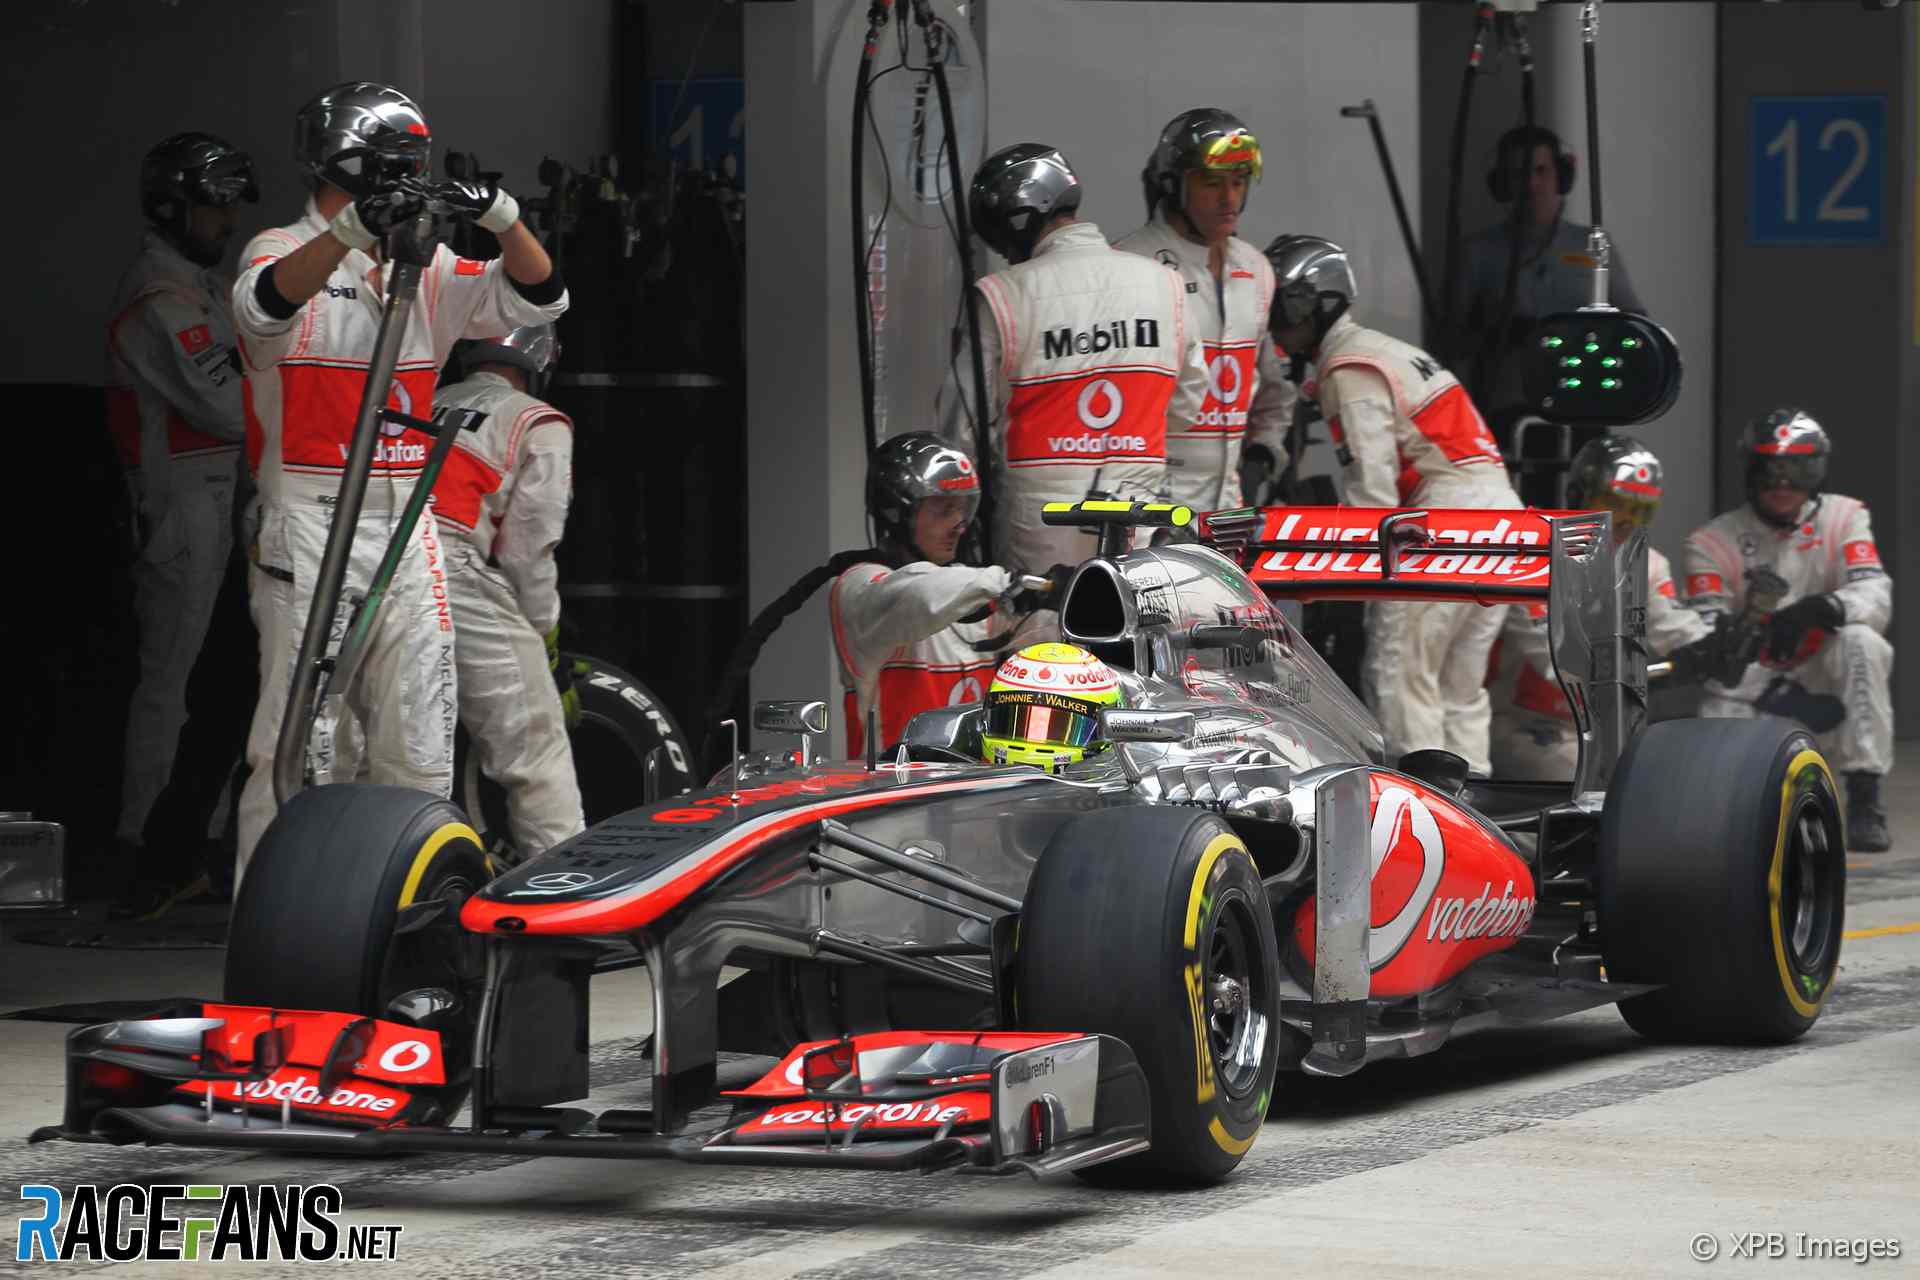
[1717,2,1918,735]
[0,0,616,389]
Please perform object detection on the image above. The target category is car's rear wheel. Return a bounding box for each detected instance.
[1598,717,1845,1043]
[225,785,491,1058]
[1017,807,1281,1185]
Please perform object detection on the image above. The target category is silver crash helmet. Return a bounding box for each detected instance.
[295,81,431,196]
[1566,434,1663,538]
[455,324,562,393]
[1264,234,1357,334]
[141,131,258,223]
[968,143,1082,265]
[866,431,981,554]
[1741,407,1830,495]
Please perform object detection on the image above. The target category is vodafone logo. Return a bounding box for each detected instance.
[382,379,414,436]
[1076,379,1123,431]
[1775,423,1795,442]
[378,1040,433,1074]
[949,676,983,705]
[1206,353,1243,405]
[1368,786,1446,967]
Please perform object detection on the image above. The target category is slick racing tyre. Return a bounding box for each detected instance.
[226,784,492,1034]
[1018,807,1281,1185]
[456,653,698,858]
[1598,717,1845,1043]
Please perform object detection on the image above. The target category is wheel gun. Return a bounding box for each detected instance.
[1710,565,1790,686]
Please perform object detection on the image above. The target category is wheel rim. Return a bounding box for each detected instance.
[1779,793,1841,978]
[380,859,488,1018]
[1204,891,1269,1099]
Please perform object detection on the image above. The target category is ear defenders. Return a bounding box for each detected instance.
[1487,126,1573,204]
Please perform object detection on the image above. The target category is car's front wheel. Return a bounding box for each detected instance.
[1017,806,1281,1185]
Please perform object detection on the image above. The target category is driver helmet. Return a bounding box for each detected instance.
[1146,108,1263,220]
[980,643,1123,773]
[294,81,432,197]
[867,432,980,561]
[1740,407,1829,527]
[1566,434,1663,541]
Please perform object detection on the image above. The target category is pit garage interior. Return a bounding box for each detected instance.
[2,0,1919,1275]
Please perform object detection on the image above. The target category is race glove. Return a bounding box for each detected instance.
[1764,593,1844,663]
[545,624,581,729]
[430,179,521,233]
[1664,630,1728,685]
[329,185,425,253]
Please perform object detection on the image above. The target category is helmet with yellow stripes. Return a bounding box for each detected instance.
[981,643,1123,773]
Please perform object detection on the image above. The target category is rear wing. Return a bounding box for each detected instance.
[1201,506,1648,796]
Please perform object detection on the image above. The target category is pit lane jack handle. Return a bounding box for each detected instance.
[269,200,483,805]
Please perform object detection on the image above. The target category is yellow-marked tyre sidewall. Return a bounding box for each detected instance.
[1016,807,1281,1186]
[1764,750,1844,1021]
[227,785,495,1017]
[1599,718,1847,1044]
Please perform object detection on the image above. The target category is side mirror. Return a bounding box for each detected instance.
[1099,709,1195,744]
[752,700,828,736]
[800,1038,859,1095]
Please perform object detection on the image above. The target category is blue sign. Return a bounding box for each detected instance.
[1750,95,1885,245]
[652,78,745,187]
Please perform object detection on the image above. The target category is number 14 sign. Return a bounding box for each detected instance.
[1750,95,1886,245]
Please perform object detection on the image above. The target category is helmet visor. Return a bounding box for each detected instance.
[1753,456,1826,492]
[1590,488,1658,537]
[984,691,1102,750]
[1201,129,1262,182]
[191,152,258,206]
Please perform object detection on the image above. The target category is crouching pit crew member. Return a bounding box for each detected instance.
[832,433,1067,758]
[1489,436,1714,780]
[432,325,584,855]
[1685,409,1893,851]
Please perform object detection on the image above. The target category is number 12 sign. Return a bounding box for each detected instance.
[1750,95,1886,245]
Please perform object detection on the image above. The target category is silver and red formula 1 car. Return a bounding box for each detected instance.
[34,501,1847,1185]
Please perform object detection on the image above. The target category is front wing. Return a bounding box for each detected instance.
[31,1008,1151,1179]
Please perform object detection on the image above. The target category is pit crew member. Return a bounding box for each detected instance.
[1685,409,1893,851]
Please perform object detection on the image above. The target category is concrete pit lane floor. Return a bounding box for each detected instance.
[4,774,1920,1278]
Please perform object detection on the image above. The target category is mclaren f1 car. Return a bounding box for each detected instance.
[33,500,1846,1185]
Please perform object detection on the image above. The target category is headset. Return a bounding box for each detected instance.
[1486,125,1573,204]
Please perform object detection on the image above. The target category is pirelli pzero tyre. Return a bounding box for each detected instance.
[1017,807,1281,1185]
[1598,717,1845,1044]
[225,784,492,1023]
[456,653,698,857]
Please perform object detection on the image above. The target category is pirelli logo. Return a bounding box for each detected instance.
[1043,319,1161,360]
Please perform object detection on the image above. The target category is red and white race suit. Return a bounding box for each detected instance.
[1244,338,1300,482]
[1307,313,1519,773]
[1111,213,1275,511]
[106,231,246,842]
[939,220,1207,574]
[831,561,1012,758]
[1489,546,1708,780]
[230,198,568,876]
[1684,496,1893,774]
[431,371,584,854]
